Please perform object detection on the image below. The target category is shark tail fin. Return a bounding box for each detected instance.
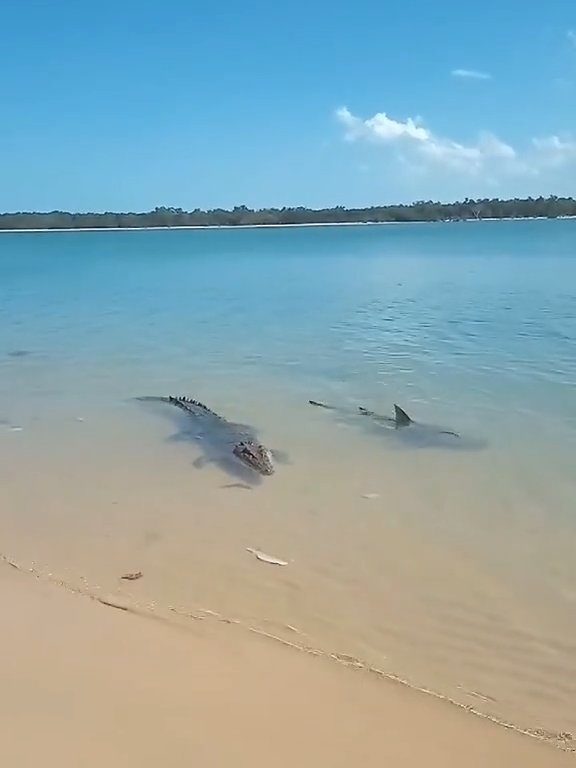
[394,404,413,426]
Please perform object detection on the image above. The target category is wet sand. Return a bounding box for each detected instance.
[1,561,573,768]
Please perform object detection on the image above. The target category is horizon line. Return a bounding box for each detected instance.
[0,194,574,217]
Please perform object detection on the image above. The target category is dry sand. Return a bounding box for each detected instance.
[0,561,572,768]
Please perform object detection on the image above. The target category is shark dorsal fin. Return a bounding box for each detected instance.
[394,404,412,427]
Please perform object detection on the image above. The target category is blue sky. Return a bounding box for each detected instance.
[0,0,575,210]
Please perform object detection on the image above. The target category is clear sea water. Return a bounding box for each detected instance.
[1,220,576,741]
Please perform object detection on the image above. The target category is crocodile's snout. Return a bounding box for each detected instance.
[233,442,275,476]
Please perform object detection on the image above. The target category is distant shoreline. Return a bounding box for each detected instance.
[1,195,575,232]
[1,216,575,234]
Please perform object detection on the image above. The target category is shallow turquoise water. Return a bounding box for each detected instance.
[2,221,575,464]
[0,225,573,381]
[1,219,576,736]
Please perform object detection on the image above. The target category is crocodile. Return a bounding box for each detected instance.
[309,399,486,450]
[137,395,277,479]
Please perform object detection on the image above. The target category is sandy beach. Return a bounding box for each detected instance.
[0,558,573,768]
[1,215,574,234]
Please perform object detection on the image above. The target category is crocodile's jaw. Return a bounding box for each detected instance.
[233,442,275,476]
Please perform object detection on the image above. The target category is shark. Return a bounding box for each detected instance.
[309,399,486,450]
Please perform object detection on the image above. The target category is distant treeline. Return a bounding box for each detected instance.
[1,196,575,230]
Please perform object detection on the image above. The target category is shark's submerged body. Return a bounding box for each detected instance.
[309,400,486,451]
[137,396,281,483]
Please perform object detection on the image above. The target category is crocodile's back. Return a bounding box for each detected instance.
[165,395,219,419]
[138,395,256,442]
[164,396,256,440]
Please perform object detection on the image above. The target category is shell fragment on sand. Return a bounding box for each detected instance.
[246,548,289,566]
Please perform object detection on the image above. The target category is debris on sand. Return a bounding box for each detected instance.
[246,548,288,566]
[120,571,143,581]
[97,597,130,611]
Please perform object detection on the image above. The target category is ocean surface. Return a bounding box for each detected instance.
[1,220,576,742]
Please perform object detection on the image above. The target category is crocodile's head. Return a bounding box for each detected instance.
[233,441,275,476]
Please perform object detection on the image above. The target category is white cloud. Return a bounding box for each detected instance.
[336,106,516,174]
[335,106,576,184]
[451,68,491,80]
[418,131,517,172]
[531,135,576,167]
[336,107,429,143]
[568,30,576,47]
